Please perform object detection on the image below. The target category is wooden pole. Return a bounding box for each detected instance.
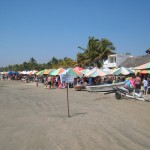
[67,83,70,117]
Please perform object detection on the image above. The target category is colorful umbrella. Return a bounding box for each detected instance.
[73,67,83,72]
[134,62,150,70]
[81,69,90,75]
[49,68,65,76]
[60,68,81,77]
[113,67,134,75]
[43,69,55,75]
[36,70,44,76]
[28,70,37,75]
[140,70,150,74]
[85,67,106,77]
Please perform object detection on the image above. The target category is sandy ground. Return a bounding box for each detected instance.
[0,80,150,150]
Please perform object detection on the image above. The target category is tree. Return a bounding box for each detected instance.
[93,38,115,67]
[28,57,37,70]
[146,48,150,54]
[77,37,115,68]
[29,57,37,64]
[78,37,100,67]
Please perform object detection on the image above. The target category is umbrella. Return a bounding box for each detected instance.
[0,72,7,75]
[140,70,150,74]
[102,67,113,75]
[81,69,90,75]
[43,69,55,75]
[134,62,150,70]
[113,67,134,75]
[60,68,82,77]
[85,67,106,77]
[36,70,44,76]
[50,68,65,76]
[20,71,30,75]
[73,67,83,72]
[28,70,37,75]
[7,71,19,75]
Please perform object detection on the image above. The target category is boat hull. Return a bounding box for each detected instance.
[86,82,125,92]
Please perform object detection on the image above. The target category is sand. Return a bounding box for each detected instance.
[0,80,150,150]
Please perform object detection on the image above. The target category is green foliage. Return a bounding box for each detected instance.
[77,36,115,68]
[0,57,77,71]
[146,48,150,54]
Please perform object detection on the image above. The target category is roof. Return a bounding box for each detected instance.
[118,54,150,68]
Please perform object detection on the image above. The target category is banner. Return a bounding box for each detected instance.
[60,74,74,83]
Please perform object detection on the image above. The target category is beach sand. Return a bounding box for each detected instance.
[0,80,150,150]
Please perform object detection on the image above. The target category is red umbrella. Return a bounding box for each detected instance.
[73,67,83,72]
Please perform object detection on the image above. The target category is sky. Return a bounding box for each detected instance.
[0,0,150,67]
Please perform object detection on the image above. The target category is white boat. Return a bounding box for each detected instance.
[86,82,125,92]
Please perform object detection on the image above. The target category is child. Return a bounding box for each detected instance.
[142,77,148,95]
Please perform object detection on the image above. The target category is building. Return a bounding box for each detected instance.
[103,54,133,69]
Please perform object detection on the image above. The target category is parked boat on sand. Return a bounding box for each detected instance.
[86,82,125,92]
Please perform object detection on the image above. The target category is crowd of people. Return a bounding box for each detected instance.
[1,72,150,94]
[124,73,150,95]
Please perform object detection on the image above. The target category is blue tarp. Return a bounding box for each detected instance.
[7,71,19,75]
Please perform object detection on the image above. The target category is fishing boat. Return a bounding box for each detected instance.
[86,82,125,92]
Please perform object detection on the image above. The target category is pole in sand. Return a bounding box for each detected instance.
[67,83,70,117]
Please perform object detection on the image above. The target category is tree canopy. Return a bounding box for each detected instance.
[77,37,115,68]
[0,57,77,72]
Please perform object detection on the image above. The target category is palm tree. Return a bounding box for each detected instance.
[78,37,99,67]
[77,37,115,68]
[93,38,115,67]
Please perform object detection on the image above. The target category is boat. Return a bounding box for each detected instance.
[74,85,86,91]
[86,82,125,92]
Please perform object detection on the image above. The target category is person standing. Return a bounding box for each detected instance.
[35,76,39,87]
[142,77,148,95]
[47,75,52,89]
[135,73,142,89]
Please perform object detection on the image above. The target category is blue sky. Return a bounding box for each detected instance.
[0,0,150,67]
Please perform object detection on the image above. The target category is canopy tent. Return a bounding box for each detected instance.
[113,67,134,76]
[85,67,107,77]
[49,68,65,76]
[60,68,82,77]
[134,62,150,70]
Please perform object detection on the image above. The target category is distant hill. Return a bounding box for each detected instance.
[119,54,150,68]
